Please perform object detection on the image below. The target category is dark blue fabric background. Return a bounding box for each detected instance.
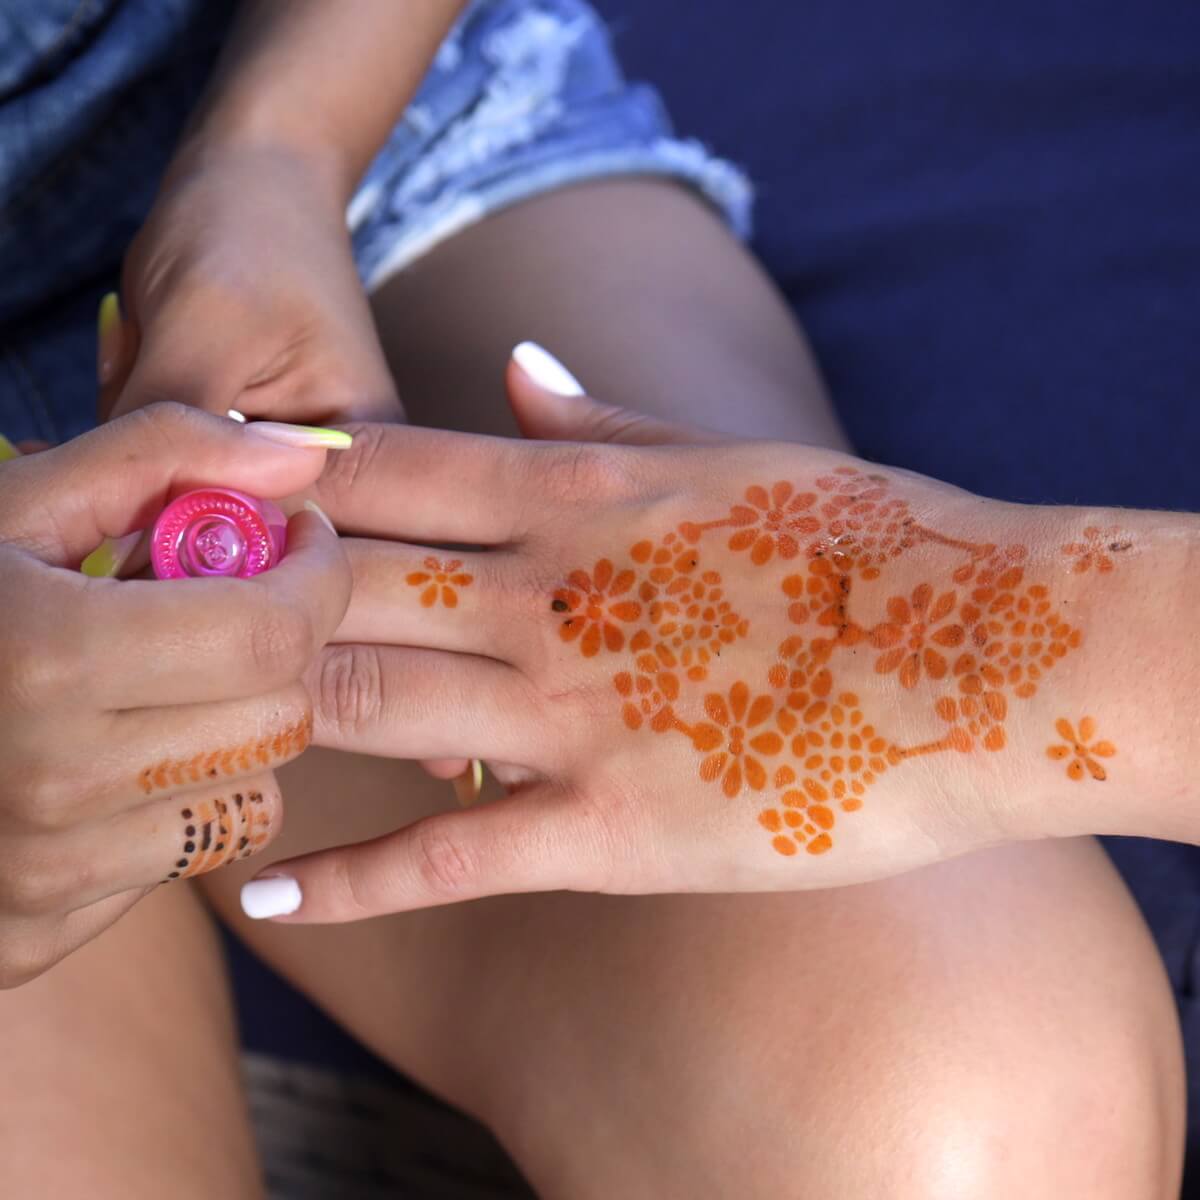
[593,0,1200,1187]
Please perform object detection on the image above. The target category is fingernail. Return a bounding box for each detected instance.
[512,342,584,396]
[452,759,484,807]
[97,292,122,385]
[81,531,142,578]
[241,875,302,919]
[0,434,19,462]
[304,499,337,535]
[227,408,247,423]
[245,422,353,450]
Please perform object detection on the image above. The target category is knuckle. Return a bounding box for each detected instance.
[313,420,388,510]
[538,443,635,506]
[412,823,477,898]
[0,854,71,917]
[246,601,317,680]
[5,768,78,832]
[312,644,384,741]
[0,936,54,990]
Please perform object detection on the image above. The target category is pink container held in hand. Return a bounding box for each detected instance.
[151,488,286,580]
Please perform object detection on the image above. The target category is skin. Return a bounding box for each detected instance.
[0,406,349,986]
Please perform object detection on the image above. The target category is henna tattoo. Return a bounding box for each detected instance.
[1062,526,1133,574]
[163,788,274,882]
[552,465,1128,858]
[1047,717,1116,781]
[137,716,311,796]
[406,557,474,608]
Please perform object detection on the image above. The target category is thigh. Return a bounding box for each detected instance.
[203,179,1184,1197]
[0,883,262,1198]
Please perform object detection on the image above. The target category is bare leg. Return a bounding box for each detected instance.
[0,884,262,1199]
[201,181,1185,1197]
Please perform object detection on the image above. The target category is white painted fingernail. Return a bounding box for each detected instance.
[241,875,302,919]
[227,408,247,423]
[512,342,584,396]
[304,500,337,535]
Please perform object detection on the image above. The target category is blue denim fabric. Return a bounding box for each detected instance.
[350,0,751,291]
[0,0,748,445]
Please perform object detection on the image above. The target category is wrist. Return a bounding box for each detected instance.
[170,87,358,209]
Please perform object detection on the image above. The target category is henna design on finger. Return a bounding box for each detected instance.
[406,557,474,608]
[137,715,311,796]
[551,465,1129,858]
[163,787,276,882]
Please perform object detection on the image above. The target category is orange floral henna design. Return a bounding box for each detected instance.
[137,716,312,796]
[1047,717,1116,781]
[689,681,789,797]
[406,556,474,608]
[870,583,963,688]
[678,482,820,564]
[553,468,1129,858]
[553,558,641,656]
[1062,526,1132,574]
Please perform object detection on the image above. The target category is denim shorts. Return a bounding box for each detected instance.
[0,0,751,445]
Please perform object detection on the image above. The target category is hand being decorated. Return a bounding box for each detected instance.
[238,347,1181,922]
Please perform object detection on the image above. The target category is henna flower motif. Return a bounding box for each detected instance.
[691,682,785,797]
[1062,526,1130,574]
[553,559,641,656]
[870,584,963,688]
[1047,717,1116,781]
[406,557,474,608]
[725,482,820,564]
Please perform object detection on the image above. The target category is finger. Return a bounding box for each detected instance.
[1,774,281,919]
[0,888,143,989]
[336,539,523,661]
[91,508,350,708]
[107,287,265,420]
[507,342,725,446]
[238,782,615,922]
[96,291,138,422]
[310,422,541,545]
[0,403,336,564]
[309,644,546,764]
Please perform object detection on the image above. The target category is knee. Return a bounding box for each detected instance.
[734,1009,1182,1200]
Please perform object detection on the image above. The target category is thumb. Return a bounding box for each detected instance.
[0,403,348,566]
[506,341,724,446]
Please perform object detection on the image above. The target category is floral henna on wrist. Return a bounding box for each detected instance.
[406,557,474,609]
[163,788,275,882]
[137,715,312,796]
[552,466,1131,858]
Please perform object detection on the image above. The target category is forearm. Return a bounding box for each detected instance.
[174,0,467,201]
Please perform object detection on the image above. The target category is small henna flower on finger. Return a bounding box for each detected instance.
[406,557,474,608]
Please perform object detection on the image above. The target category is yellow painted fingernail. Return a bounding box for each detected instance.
[452,759,484,807]
[0,434,19,462]
[245,422,354,450]
[81,531,141,578]
[97,292,122,385]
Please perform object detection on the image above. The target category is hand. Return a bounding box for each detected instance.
[102,142,400,425]
[239,354,1131,921]
[0,404,351,986]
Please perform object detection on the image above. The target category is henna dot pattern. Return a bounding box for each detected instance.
[551,470,1126,857]
[1047,717,1116,781]
[163,788,273,882]
[406,556,474,608]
